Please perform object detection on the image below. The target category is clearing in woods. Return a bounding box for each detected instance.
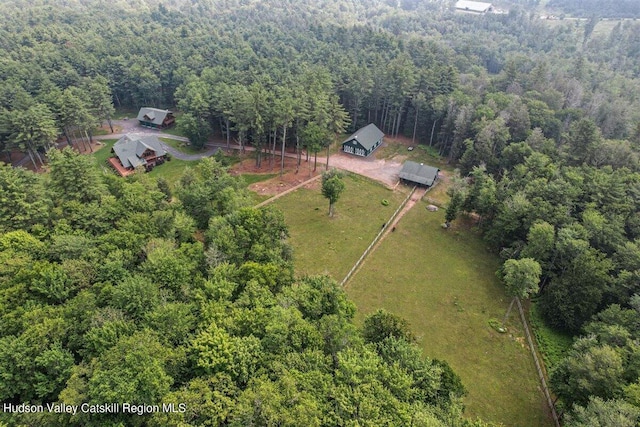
[344,203,553,427]
[271,173,408,280]
[247,140,552,426]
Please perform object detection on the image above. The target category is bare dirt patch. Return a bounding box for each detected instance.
[236,137,434,199]
[104,124,123,134]
[329,150,403,188]
[329,135,443,188]
[243,144,404,199]
[230,155,323,197]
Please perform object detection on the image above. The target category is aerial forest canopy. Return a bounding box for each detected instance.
[546,0,640,18]
[0,152,479,426]
[2,0,640,424]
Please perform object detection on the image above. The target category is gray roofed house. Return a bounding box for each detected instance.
[398,161,440,187]
[341,123,384,157]
[109,135,168,176]
[137,107,176,129]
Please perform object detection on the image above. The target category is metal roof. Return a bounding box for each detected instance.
[455,0,492,12]
[342,123,384,150]
[113,135,167,169]
[137,107,171,126]
[398,161,440,186]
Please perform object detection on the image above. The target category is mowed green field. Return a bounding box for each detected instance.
[272,173,407,281]
[345,202,552,427]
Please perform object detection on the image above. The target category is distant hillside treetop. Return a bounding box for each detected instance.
[547,0,640,18]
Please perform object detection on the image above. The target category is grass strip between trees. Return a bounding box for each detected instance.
[529,301,574,369]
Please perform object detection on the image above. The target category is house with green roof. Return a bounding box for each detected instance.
[341,123,384,157]
[109,135,168,176]
[137,107,175,129]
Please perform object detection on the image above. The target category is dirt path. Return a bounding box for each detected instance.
[388,187,427,229]
[371,180,442,254]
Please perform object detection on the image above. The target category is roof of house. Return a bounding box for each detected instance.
[342,123,384,151]
[112,135,167,169]
[398,161,440,186]
[137,107,172,126]
[455,0,492,12]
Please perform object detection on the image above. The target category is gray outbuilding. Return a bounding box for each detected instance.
[398,161,440,187]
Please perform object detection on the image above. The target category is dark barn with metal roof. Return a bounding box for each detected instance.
[341,123,384,157]
[137,107,175,129]
[398,161,440,187]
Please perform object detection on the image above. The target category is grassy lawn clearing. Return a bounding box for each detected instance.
[423,176,451,207]
[91,139,117,169]
[345,203,552,427]
[377,140,448,166]
[147,158,200,184]
[159,137,203,155]
[160,126,187,138]
[273,173,407,281]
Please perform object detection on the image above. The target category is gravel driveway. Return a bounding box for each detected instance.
[328,150,403,187]
[103,121,405,187]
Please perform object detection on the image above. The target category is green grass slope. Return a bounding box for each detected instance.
[345,203,552,427]
[273,173,407,281]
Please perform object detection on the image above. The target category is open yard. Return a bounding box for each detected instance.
[272,173,407,280]
[147,157,200,183]
[89,135,551,425]
[90,139,200,185]
[267,155,551,426]
[91,139,117,167]
[376,137,446,168]
[345,202,552,427]
[159,137,203,155]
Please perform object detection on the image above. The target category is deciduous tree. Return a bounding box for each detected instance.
[321,168,346,217]
[499,258,541,327]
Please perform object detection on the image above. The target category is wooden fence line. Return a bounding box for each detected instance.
[333,175,559,425]
[516,298,561,427]
[340,185,417,287]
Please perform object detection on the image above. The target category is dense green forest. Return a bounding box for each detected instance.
[2,0,640,424]
[546,0,640,18]
[0,152,486,426]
